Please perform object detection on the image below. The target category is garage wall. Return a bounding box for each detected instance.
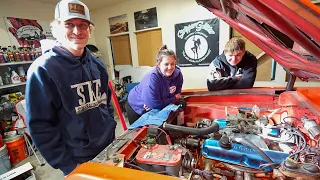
[91,0,230,90]
[1,0,317,89]
[0,0,54,46]
[91,0,320,89]
[0,0,96,47]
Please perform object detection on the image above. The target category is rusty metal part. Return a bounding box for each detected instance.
[244,172,256,180]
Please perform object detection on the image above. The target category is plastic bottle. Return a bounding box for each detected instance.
[18,47,25,61]
[0,47,6,63]
[13,45,21,62]
[32,48,38,59]
[29,47,35,61]
[10,68,21,84]
[7,46,15,62]
[37,48,42,57]
[3,72,11,85]
[23,46,30,61]
[2,48,10,63]
[17,66,26,82]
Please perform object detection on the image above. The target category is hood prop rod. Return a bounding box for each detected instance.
[284,68,296,91]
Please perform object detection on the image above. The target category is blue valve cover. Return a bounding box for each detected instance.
[202,139,289,170]
[213,119,227,128]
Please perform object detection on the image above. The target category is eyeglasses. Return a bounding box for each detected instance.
[64,22,89,30]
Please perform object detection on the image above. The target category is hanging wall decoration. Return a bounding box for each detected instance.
[134,7,158,31]
[109,14,129,34]
[175,18,220,67]
[4,17,54,48]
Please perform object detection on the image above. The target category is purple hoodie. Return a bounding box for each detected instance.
[128,67,183,115]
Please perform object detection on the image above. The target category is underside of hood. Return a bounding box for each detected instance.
[196,0,320,81]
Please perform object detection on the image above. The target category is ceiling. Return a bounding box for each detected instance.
[29,0,132,11]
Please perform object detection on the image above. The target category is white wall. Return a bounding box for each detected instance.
[2,0,315,89]
[0,0,96,47]
[0,0,54,46]
[91,0,230,89]
[91,0,320,89]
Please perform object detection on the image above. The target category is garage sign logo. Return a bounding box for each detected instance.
[4,17,54,48]
[175,19,219,67]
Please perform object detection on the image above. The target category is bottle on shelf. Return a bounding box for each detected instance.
[13,45,21,62]
[28,47,35,61]
[32,47,39,59]
[0,47,6,63]
[17,66,26,82]
[2,48,10,63]
[18,47,25,61]
[23,46,30,61]
[37,48,42,57]
[7,46,15,62]
[10,67,21,84]
[3,72,11,85]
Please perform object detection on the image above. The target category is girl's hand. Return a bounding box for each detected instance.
[143,104,151,111]
[175,93,181,100]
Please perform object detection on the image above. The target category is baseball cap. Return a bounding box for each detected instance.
[55,0,94,25]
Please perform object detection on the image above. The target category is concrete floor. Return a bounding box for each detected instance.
[10,118,128,180]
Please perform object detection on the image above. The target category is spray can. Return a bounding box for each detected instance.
[0,47,6,63]
[13,45,21,62]
[302,116,320,140]
[19,47,25,61]
[7,46,15,62]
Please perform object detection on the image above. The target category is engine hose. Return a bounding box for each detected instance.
[163,122,219,136]
[231,137,274,165]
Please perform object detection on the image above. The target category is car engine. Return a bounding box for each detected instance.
[91,99,320,180]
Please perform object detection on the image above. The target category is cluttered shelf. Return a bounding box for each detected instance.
[0,61,33,66]
[0,82,26,90]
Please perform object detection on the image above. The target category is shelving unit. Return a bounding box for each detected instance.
[0,61,33,66]
[0,61,33,92]
[0,82,26,90]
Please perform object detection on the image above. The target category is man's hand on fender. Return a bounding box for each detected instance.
[235,74,242,81]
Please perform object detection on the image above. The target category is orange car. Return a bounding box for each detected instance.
[67,1,320,179]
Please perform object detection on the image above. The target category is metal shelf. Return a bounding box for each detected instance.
[0,61,33,66]
[0,82,26,90]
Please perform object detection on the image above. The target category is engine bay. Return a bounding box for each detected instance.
[84,89,320,180]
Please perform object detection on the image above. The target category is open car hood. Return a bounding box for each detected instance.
[196,0,320,81]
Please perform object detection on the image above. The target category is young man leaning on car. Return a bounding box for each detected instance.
[207,37,258,91]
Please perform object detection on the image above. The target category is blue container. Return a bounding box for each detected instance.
[202,139,289,170]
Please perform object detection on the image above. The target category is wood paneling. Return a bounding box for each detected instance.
[110,35,132,65]
[136,29,162,66]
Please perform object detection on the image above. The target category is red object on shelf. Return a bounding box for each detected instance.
[0,133,3,148]
[108,80,127,131]
[5,135,28,164]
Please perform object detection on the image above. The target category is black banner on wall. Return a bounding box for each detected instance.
[175,18,219,67]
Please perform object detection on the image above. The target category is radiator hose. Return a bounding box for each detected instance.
[163,122,219,136]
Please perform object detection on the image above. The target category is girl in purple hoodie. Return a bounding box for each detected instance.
[126,45,184,124]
